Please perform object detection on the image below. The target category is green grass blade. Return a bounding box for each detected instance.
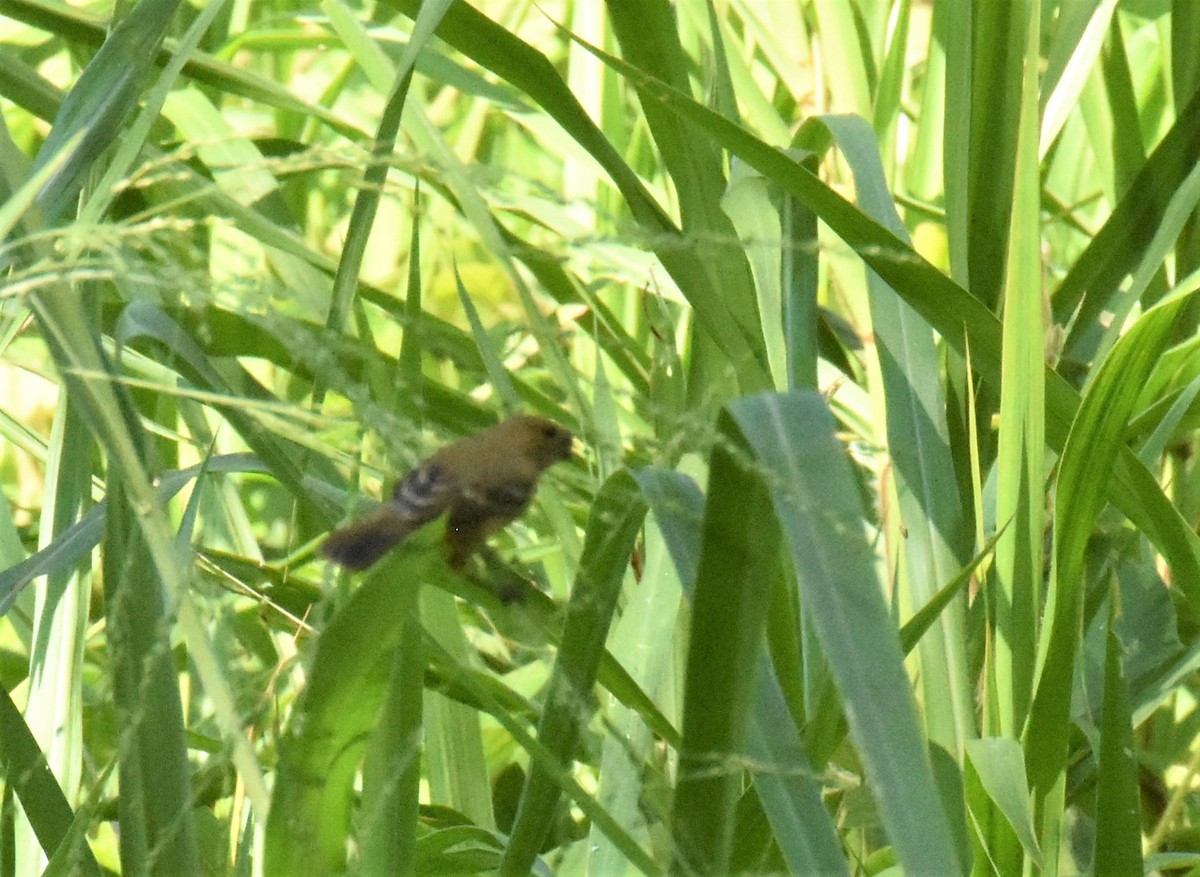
[721,160,787,389]
[31,0,181,223]
[991,0,1044,744]
[669,408,781,874]
[498,471,647,876]
[811,0,872,117]
[454,268,520,409]
[1052,83,1200,340]
[0,685,100,874]
[17,393,91,876]
[324,0,449,332]
[0,455,266,618]
[873,0,911,150]
[730,391,962,876]
[586,504,683,873]
[1041,0,1120,159]
[1098,15,1146,194]
[0,0,365,138]
[633,465,846,873]
[263,538,440,876]
[1027,292,1193,795]
[606,0,764,382]
[566,31,1200,606]
[1092,592,1143,876]
[359,587,423,875]
[748,663,849,876]
[419,587,496,830]
[940,0,972,283]
[397,188,425,419]
[1073,150,1200,374]
[421,628,662,876]
[384,0,772,390]
[899,525,1005,656]
[966,1,1024,309]
[818,112,973,756]
[114,302,341,525]
[965,738,1041,866]
[0,129,78,242]
[781,164,821,391]
[104,475,202,877]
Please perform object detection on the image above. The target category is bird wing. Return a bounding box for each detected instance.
[391,460,456,524]
[486,480,535,515]
[444,479,535,568]
[455,479,534,521]
[320,460,457,571]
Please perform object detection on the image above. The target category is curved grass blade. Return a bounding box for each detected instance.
[1027,292,1194,797]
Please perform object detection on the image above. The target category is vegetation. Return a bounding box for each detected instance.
[1,0,1199,874]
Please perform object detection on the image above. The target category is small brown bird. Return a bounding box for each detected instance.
[321,415,573,571]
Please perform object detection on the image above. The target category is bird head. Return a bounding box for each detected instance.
[503,414,574,470]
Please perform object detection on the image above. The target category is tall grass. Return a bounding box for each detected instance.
[2,0,1200,874]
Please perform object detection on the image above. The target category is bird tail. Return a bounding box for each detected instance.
[320,505,415,571]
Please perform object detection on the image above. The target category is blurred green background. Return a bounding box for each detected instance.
[2,0,1200,874]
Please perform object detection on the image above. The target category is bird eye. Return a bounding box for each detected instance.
[542,424,560,438]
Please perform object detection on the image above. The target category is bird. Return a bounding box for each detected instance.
[321,414,573,571]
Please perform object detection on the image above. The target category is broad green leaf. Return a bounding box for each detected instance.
[670,408,781,874]
[965,738,1041,866]
[729,391,962,876]
[634,465,847,874]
